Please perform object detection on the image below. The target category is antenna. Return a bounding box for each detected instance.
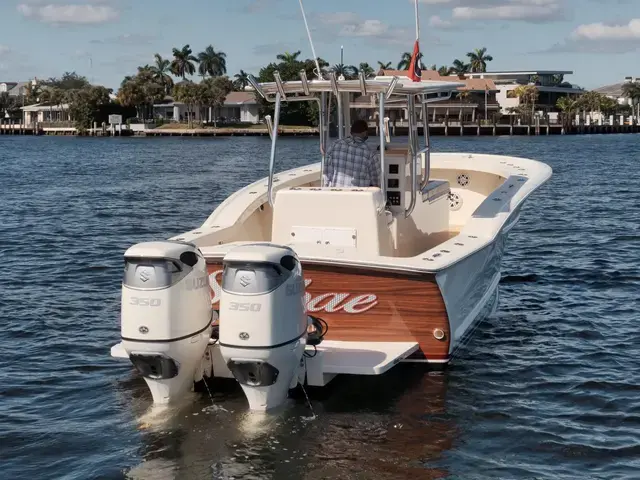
[414,0,420,41]
[298,0,322,79]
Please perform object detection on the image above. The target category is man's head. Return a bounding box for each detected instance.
[350,119,369,140]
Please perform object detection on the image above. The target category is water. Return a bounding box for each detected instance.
[1,134,639,479]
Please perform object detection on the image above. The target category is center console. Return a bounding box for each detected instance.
[383,145,411,213]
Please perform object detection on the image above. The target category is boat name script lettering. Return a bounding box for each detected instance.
[208,270,378,314]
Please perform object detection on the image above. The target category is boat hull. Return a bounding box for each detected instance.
[436,226,508,359]
[208,262,453,363]
[206,221,511,365]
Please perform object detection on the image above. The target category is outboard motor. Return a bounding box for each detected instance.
[120,241,213,404]
[218,244,307,411]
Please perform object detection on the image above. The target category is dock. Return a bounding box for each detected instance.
[2,122,640,137]
[0,123,318,137]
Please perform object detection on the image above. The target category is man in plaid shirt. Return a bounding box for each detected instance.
[322,119,381,188]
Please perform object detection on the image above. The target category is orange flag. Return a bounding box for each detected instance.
[408,40,421,82]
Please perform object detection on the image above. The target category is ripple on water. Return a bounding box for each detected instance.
[0,135,639,480]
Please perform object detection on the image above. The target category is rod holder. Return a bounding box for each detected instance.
[273,71,288,101]
[265,115,273,139]
[384,117,391,143]
[300,70,310,95]
[329,72,339,97]
[385,76,399,100]
[248,75,267,100]
[358,72,368,96]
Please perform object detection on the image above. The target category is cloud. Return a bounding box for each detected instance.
[540,18,640,54]
[453,1,563,22]
[429,15,455,29]
[240,0,275,13]
[418,0,456,4]
[90,33,156,45]
[571,19,640,41]
[17,3,119,24]
[0,46,10,57]
[253,41,302,56]
[314,11,418,46]
[420,0,566,28]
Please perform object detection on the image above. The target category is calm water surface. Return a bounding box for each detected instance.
[1,134,639,480]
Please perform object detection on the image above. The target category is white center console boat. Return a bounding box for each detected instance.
[110,71,552,411]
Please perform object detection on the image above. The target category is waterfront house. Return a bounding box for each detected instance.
[377,69,501,123]
[465,70,583,115]
[0,82,17,94]
[592,77,639,106]
[21,102,70,125]
[153,91,261,124]
[2,80,36,97]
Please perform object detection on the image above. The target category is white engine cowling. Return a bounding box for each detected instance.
[218,243,307,411]
[120,240,213,404]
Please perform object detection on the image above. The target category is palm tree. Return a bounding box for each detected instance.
[622,81,640,121]
[332,64,357,80]
[450,59,470,76]
[397,52,424,70]
[550,74,564,86]
[397,52,412,70]
[151,54,174,95]
[276,51,301,66]
[556,96,578,129]
[377,61,392,70]
[513,85,539,123]
[170,44,197,80]
[197,45,227,78]
[438,66,452,76]
[24,82,42,105]
[358,62,375,78]
[466,47,493,73]
[234,70,250,90]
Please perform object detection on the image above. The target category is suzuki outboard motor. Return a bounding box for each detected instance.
[120,241,213,404]
[218,244,307,411]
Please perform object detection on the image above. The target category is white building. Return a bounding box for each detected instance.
[466,70,583,114]
[153,91,260,124]
[0,82,17,93]
[21,103,70,124]
[1,80,36,97]
[592,77,639,106]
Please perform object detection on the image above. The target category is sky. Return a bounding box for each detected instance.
[1,0,640,91]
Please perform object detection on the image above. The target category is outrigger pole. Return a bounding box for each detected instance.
[298,0,322,80]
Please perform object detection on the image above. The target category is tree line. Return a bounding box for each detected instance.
[1,43,638,130]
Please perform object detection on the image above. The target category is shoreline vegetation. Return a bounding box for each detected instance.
[2,45,640,137]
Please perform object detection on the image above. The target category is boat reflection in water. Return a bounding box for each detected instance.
[117,365,457,479]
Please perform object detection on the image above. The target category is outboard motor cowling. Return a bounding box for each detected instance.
[218,243,307,411]
[120,241,213,404]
